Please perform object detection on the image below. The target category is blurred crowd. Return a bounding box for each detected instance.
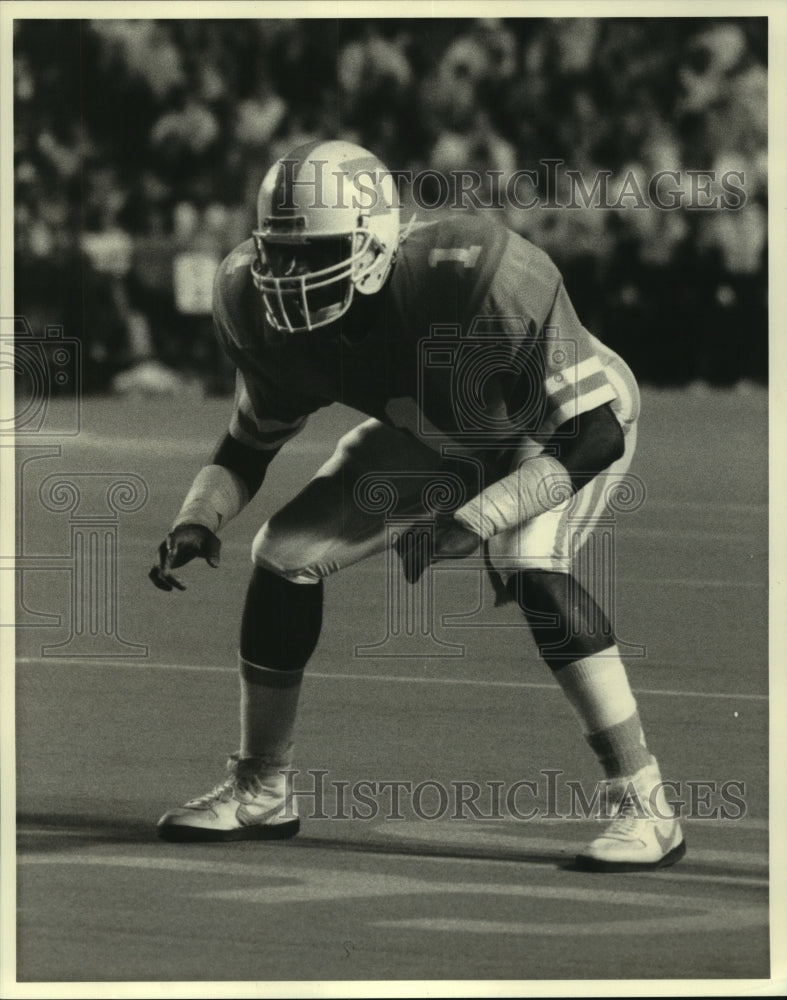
[14,17,767,393]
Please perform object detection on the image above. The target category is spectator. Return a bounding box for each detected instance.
[13,16,767,390]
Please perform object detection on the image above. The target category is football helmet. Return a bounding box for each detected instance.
[252,140,401,333]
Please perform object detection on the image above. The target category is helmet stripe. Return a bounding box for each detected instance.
[271,139,325,216]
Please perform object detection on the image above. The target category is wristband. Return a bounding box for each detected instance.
[453,455,574,540]
[172,464,249,534]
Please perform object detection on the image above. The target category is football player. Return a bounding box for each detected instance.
[150,140,685,871]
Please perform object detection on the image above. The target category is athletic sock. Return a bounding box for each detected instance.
[239,657,304,767]
[236,568,323,769]
[585,714,652,779]
[553,647,652,779]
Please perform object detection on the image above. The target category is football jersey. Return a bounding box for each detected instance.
[212,211,639,456]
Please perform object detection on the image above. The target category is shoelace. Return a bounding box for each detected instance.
[598,793,653,843]
[190,777,236,806]
[193,765,282,804]
[603,814,645,840]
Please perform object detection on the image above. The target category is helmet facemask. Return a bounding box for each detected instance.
[252,226,389,334]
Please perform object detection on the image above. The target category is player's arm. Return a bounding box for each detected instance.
[150,370,309,594]
[401,248,627,578]
[451,402,623,542]
[150,366,308,593]
[542,401,624,492]
[399,404,624,584]
[449,272,625,545]
[151,247,315,591]
[173,430,280,537]
[149,432,281,593]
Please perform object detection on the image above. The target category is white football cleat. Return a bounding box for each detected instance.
[575,757,686,872]
[157,753,300,842]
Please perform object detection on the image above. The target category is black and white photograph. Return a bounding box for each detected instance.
[2,1,783,995]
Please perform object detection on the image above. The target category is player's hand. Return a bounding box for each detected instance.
[397,515,482,585]
[149,523,221,592]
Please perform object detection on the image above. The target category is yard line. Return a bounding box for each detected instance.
[17,853,768,894]
[17,842,769,899]
[17,828,86,838]
[682,815,769,832]
[642,500,767,514]
[615,870,767,889]
[625,528,765,544]
[56,433,334,458]
[617,578,765,589]
[14,655,768,702]
[373,909,766,935]
[306,673,768,703]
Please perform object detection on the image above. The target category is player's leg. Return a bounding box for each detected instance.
[156,565,324,843]
[250,418,452,583]
[507,563,654,784]
[158,419,446,841]
[237,568,323,767]
[235,420,452,780]
[488,433,685,871]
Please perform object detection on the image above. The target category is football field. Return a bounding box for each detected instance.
[8,386,775,990]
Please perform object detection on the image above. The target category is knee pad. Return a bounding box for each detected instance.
[508,569,616,669]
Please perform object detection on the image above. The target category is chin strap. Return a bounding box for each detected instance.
[398,213,419,244]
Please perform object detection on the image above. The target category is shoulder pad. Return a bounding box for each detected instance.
[213,239,257,348]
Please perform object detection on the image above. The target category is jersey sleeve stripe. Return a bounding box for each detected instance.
[603,361,641,428]
[546,384,619,431]
[545,369,614,412]
[545,356,605,395]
